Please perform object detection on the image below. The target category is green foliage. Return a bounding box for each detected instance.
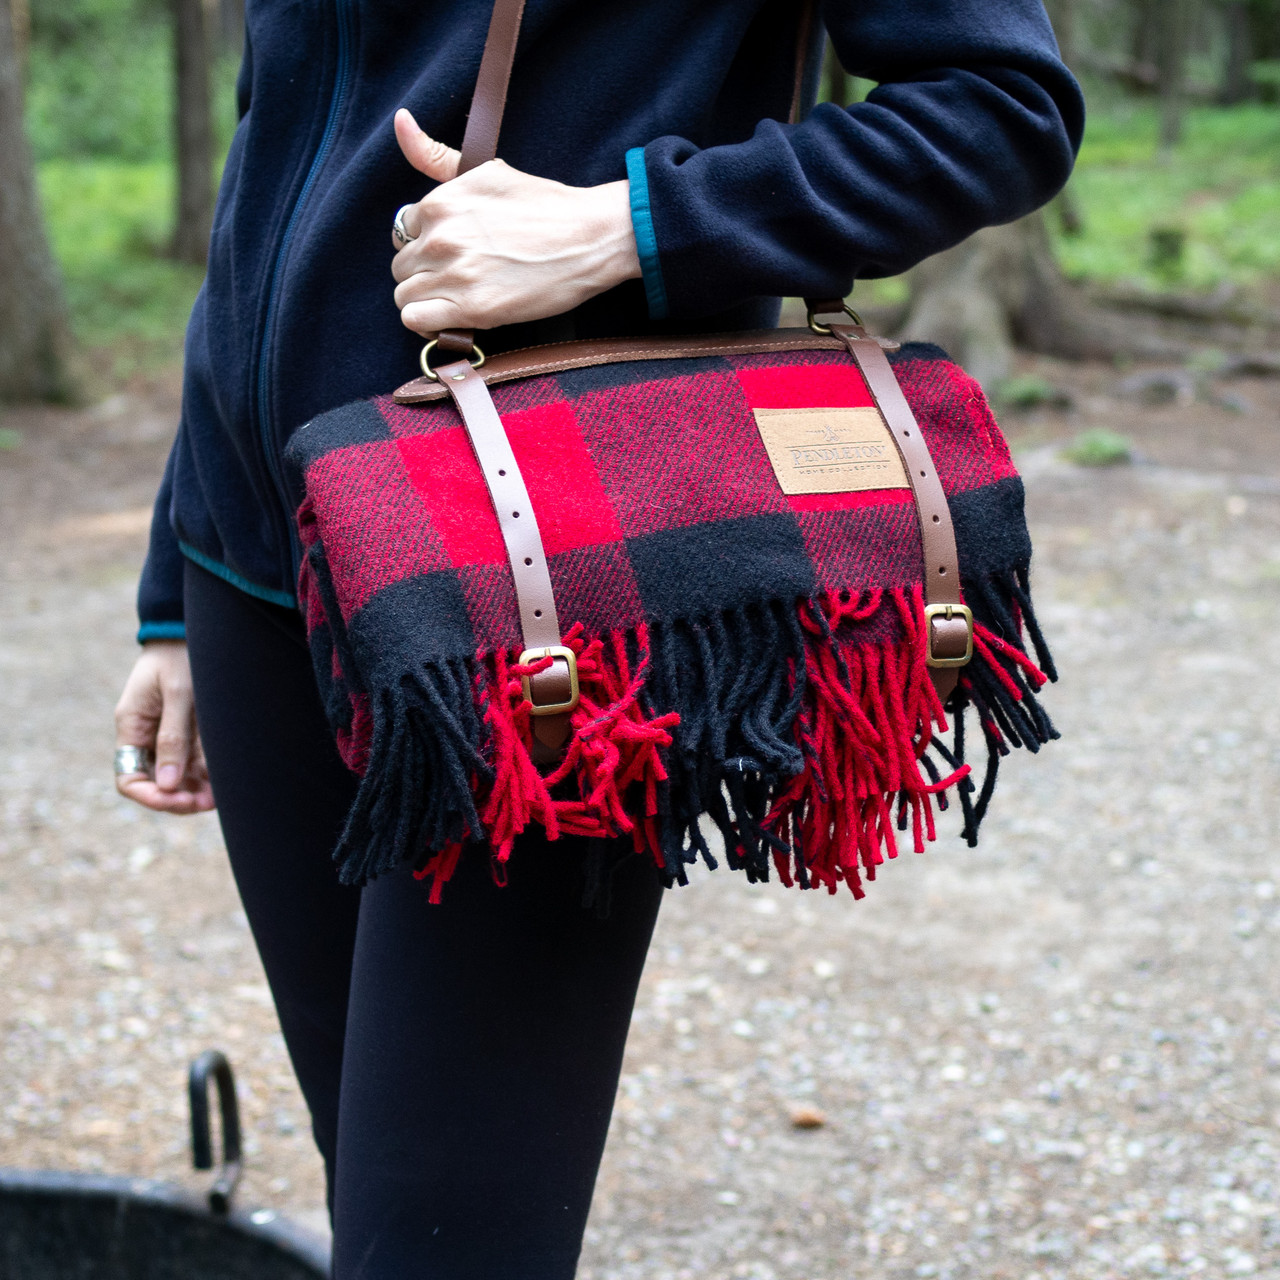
[18,6,1280,386]
[1251,59,1280,99]
[1053,97,1280,291]
[1060,429,1133,468]
[38,161,207,376]
[996,376,1073,411]
[0,429,24,452]
[24,0,241,379]
[25,0,240,162]
[26,0,169,161]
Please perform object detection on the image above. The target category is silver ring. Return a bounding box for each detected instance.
[392,204,416,247]
[115,745,154,777]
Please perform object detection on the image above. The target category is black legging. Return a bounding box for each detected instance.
[184,561,664,1279]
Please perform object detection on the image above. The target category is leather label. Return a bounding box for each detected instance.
[752,407,909,495]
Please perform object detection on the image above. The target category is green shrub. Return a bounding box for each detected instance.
[996,375,1073,411]
[1060,428,1133,468]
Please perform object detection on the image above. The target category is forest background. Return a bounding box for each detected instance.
[1,0,1279,403]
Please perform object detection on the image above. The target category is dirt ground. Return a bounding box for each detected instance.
[1,353,1278,1279]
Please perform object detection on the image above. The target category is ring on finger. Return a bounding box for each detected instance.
[114,745,154,777]
[392,204,417,247]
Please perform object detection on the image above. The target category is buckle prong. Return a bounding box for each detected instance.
[518,645,580,716]
[923,602,975,669]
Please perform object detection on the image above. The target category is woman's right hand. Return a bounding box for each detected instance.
[114,640,215,814]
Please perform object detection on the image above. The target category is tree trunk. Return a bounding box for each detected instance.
[898,213,1178,388]
[1046,0,1076,65]
[217,0,245,56]
[8,0,28,78]
[0,0,73,402]
[1219,0,1254,103]
[1157,0,1195,151]
[171,0,214,265]
[1131,0,1161,80]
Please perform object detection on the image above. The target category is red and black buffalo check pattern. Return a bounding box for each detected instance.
[289,346,1022,656]
[284,342,1054,896]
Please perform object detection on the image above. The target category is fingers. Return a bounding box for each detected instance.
[153,668,195,793]
[394,108,461,184]
[114,641,215,815]
[399,296,471,339]
[116,773,213,816]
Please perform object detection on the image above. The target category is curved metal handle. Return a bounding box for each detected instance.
[189,1050,243,1215]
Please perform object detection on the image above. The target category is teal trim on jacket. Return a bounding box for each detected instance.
[137,620,188,644]
[625,147,670,320]
[179,542,298,610]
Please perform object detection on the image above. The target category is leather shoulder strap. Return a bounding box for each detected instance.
[458,0,527,174]
[460,0,818,174]
[436,0,528,363]
[790,0,818,126]
[439,0,819,360]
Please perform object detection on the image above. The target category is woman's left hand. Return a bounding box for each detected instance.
[391,109,642,338]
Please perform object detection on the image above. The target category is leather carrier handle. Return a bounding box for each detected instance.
[433,0,528,360]
[434,0,823,756]
[435,0,815,361]
[432,7,972,773]
[436,0,572,761]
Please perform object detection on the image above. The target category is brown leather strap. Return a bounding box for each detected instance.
[789,0,817,126]
[394,328,899,404]
[826,324,969,701]
[434,0,817,364]
[438,358,572,758]
[458,0,526,175]
[434,0,527,366]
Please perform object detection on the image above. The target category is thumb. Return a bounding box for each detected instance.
[395,108,461,183]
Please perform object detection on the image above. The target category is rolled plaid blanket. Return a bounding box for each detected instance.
[284,340,1057,903]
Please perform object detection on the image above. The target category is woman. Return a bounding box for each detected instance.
[113,2,1082,1274]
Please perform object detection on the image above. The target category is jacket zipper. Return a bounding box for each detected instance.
[253,0,354,556]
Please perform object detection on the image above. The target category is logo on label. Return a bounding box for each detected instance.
[752,407,909,496]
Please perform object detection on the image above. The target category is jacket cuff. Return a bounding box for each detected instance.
[625,146,669,321]
[138,620,187,643]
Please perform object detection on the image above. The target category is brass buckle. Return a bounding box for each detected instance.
[518,645,580,717]
[807,300,864,335]
[420,340,487,382]
[923,602,975,669]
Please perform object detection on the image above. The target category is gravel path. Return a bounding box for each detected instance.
[1,361,1277,1278]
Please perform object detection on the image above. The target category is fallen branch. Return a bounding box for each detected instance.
[1094,282,1280,330]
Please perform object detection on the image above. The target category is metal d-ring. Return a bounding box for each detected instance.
[807,300,864,335]
[420,340,487,381]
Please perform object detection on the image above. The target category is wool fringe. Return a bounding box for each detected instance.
[328,572,1057,902]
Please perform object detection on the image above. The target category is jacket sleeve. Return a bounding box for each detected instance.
[136,445,187,643]
[625,0,1085,319]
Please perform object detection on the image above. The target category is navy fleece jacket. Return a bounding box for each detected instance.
[137,0,1083,638]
